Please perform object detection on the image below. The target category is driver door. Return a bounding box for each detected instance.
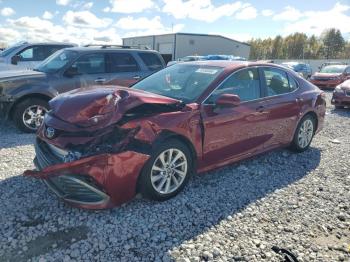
[200,67,270,168]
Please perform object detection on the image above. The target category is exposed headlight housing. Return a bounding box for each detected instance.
[334,85,345,94]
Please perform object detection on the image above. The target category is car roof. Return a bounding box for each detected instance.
[22,42,76,46]
[180,60,284,70]
[64,47,159,53]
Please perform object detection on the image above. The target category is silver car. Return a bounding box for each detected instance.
[0,41,76,70]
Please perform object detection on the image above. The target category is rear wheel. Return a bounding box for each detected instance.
[13,98,49,133]
[139,139,193,201]
[290,115,316,152]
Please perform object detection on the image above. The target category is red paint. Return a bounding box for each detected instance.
[310,72,350,89]
[25,61,326,209]
[331,80,350,107]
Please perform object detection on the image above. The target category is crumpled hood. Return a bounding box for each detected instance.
[313,72,342,78]
[49,86,181,127]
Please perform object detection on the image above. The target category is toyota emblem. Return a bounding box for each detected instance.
[46,127,55,139]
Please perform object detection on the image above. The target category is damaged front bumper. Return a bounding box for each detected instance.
[24,139,150,209]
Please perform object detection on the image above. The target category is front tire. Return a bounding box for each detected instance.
[13,98,49,133]
[139,139,193,201]
[290,115,316,152]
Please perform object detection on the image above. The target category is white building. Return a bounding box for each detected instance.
[123,33,251,63]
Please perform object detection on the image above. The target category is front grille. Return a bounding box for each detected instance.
[35,139,109,205]
[45,175,109,205]
[35,139,63,170]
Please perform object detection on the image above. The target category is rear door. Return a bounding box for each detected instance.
[258,67,301,148]
[106,52,143,87]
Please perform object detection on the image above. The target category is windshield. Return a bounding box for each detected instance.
[132,64,224,103]
[0,42,24,57]
[35,50,79,73]
[320,65,346,74]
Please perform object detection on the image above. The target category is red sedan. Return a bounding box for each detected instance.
[332,80,350,108]
[309,65,350,89]
[25,61,326,209]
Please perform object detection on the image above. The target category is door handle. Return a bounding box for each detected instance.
[95,78,106,83]
[296,97,304,103]
[133,75,141,80]
[256,105,265,112]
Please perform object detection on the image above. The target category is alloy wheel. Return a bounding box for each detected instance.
[22,105,48,130]
[297,119,314,148]
[150,148,188,195]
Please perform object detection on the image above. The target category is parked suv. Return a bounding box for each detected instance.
[0,45,165,132]
[0,41,76,70]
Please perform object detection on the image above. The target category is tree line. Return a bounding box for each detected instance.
[248,28,350,60]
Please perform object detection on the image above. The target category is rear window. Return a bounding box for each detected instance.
[108,53,139,73]
[138,52,163,71]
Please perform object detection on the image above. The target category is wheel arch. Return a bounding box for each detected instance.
[9,93,52,119]
[135,130,198,194]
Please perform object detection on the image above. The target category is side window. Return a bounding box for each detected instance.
[289,75,298,91]
[263,68,290,96]
[138,52,163,71]
[45,46,67,58]
[17,46,47,61]
[206,68,261,104]
[108,53,139,73]
[71,53,106,74]
[345,67,350,74]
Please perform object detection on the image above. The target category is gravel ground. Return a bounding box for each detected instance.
[0,91,349,262]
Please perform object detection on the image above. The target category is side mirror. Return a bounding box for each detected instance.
[11,55,21,65]
[64,66,80,77]
[215,94,241,107]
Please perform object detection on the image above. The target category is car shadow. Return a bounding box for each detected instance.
[0,147,321,261]
[0,120,35,149]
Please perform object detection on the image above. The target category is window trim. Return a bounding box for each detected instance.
[202,66,263,105]
[259,66,300,99]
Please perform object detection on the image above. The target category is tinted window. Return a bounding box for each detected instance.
[72,53,106,74]
[139,52,163,71]
[207,68,261,103]
[263,68,290,96]
[17,46,47,61]
[46,46,69,57]
[108,53,139,73]
[345,67,350,74]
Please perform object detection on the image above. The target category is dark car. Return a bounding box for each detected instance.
[25,61,326,209]
[281,62,312,79]
[0,46,165,132]
[331,80,350,109]
[309,65,350,89]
